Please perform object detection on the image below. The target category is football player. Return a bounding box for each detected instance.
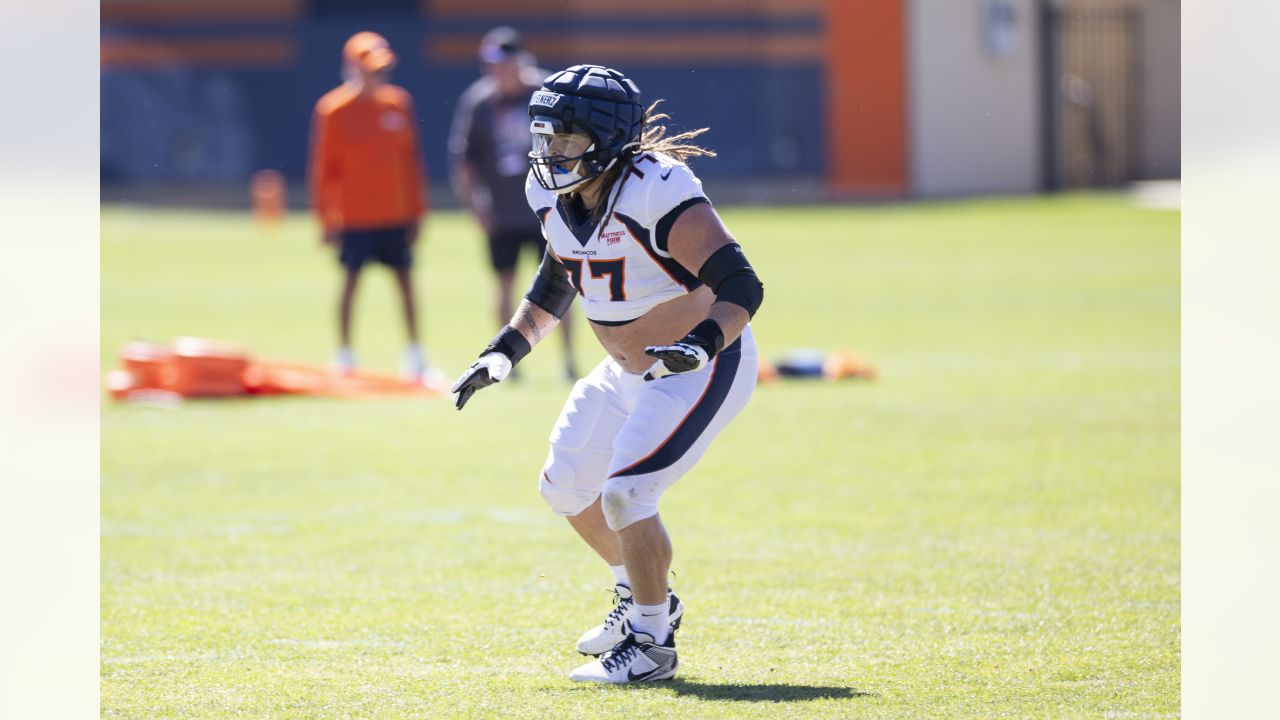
[451,65,764,683]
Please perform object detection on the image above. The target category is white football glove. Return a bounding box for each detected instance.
[451,352,512,409]
[643,342,710,381]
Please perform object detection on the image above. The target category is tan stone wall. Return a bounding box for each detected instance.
[908,0,1043,196]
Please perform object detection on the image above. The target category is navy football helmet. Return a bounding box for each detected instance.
[528,65,643,194]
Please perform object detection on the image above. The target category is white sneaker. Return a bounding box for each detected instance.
[569,627,678,683]
[576,583,684,657]
[333,347,356,376]
[401,344,426,382]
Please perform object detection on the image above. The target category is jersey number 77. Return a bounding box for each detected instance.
[562,258,626,301]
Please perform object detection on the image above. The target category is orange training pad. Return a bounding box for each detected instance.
[108,338,443,400]
[245,358,442,398]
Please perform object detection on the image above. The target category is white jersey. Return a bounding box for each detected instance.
[525,151,709,323]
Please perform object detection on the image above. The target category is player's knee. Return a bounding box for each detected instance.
[600,476,658,531]
[538,456,596,517]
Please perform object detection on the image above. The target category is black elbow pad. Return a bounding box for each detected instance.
[698,244,764,318]
[525,249,577,319]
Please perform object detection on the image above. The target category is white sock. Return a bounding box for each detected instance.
[609,564,629,587]
[630,600,669,644]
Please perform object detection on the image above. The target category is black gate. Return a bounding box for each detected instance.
[1039,2,1143,189]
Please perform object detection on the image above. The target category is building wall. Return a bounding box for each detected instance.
[824,0,907,196]
[99,0,1178,199]
[908,0,1043,197]
[100,0,828,192]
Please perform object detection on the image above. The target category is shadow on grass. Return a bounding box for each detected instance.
[662,679,871,702]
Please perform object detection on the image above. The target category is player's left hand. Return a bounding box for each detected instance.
[643,341,710,381]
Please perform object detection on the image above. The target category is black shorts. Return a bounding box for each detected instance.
[339,226,413,270]
[488,230,547,272]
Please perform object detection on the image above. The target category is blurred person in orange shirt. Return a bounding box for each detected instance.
[310,31,435,382]
[449,27,578,381]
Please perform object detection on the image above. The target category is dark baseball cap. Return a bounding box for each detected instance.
[479,26,524,63]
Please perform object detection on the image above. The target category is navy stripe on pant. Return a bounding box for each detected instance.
[609,338,742,478]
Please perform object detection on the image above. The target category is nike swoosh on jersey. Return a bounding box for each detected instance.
[660,168,673,180]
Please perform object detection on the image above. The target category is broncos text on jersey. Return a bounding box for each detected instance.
[525,152,710,323]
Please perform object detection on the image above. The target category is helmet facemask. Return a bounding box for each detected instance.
[529,119,607,195]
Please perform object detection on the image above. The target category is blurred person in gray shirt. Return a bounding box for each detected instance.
[450,27,577,380]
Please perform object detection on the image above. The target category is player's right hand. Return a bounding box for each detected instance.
[450,352,512,410]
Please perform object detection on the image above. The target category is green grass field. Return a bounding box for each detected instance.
[102,195,1179,718]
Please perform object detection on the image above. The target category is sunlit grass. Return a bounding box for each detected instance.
[102,195,1179,718]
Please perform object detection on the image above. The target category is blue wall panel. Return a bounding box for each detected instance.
[101,15,826,192]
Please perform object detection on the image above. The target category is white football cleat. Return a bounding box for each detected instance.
[569,627,677,683]
[576,583,684,657]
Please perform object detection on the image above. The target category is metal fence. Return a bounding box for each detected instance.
[1041,3,1143,189]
